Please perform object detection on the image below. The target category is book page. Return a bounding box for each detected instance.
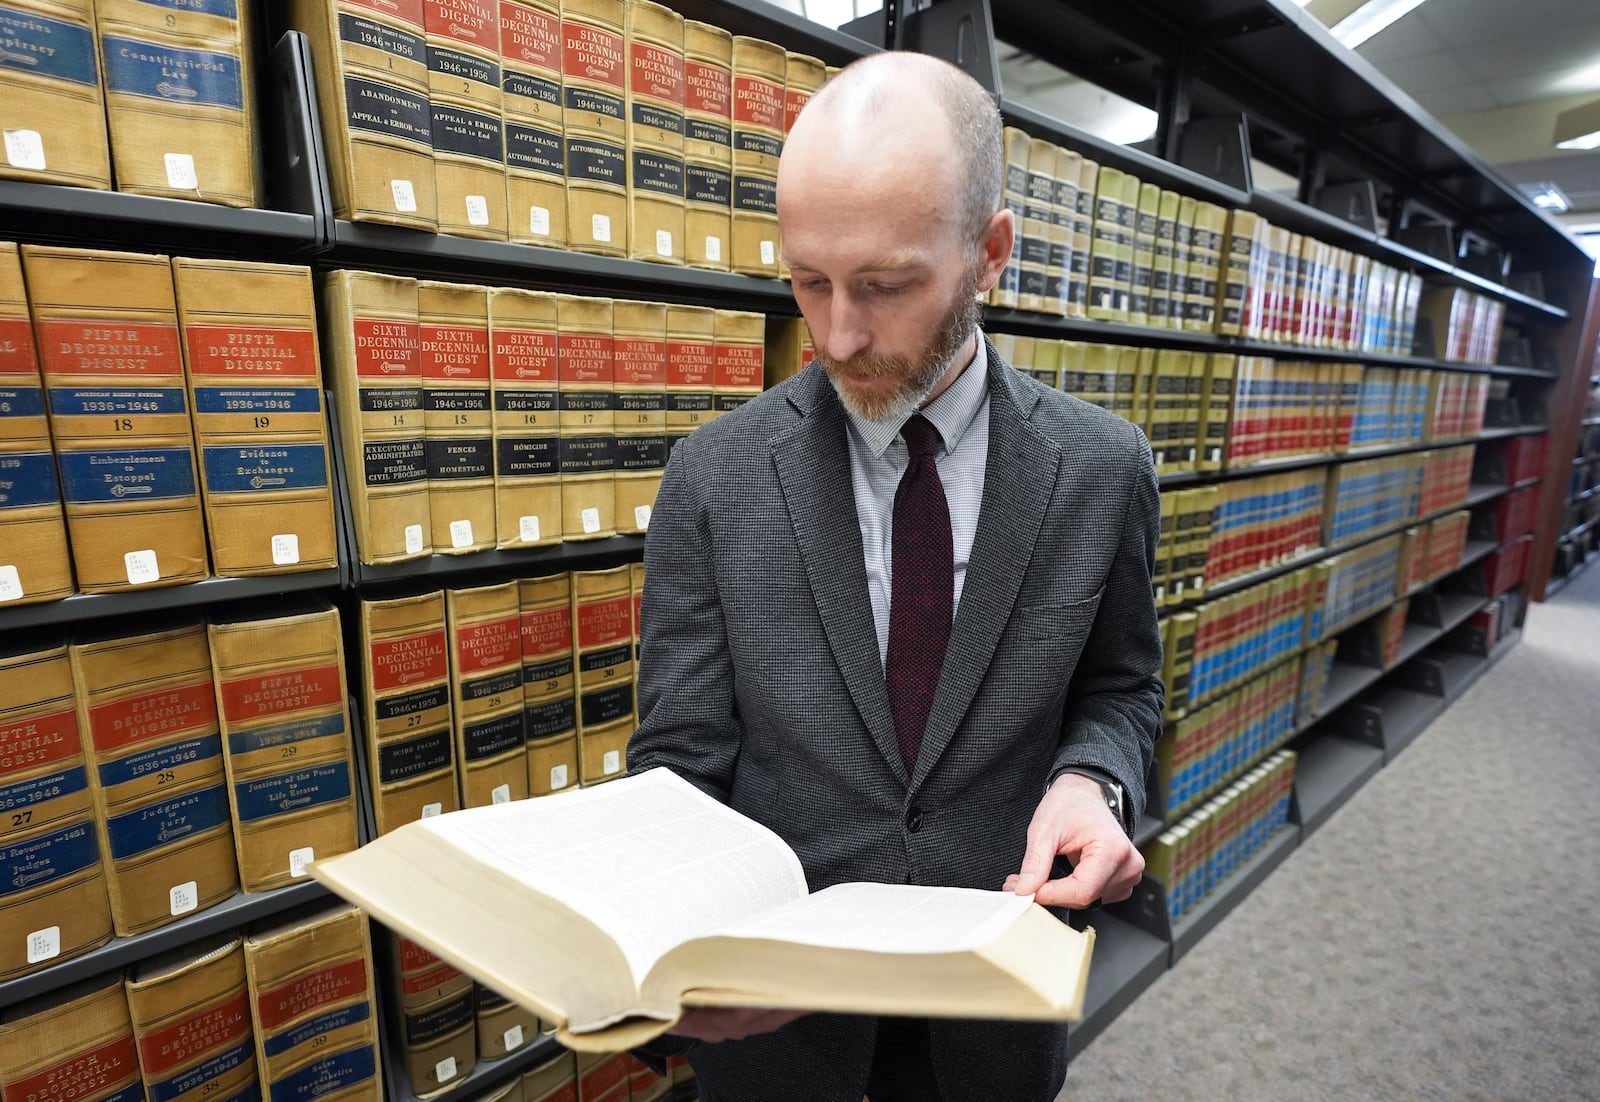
[419,769,809,984]
[707,883,1035,954]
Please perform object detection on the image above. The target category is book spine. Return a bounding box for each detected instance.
[779,51,824,283]
[1017,137,1053,315]
[625,0,685,265]
[988,127,1027,310]
[210,605,359,893]
[712,308,763,421]
[324,270,431,563]
[476,982,539,1060]
[561,0,628,254]
[1085,166,1121,321]
[728,34,783,277]
[519,572,577,795]
[1113,173,1139,321]
[71,623,239,937]
[0,977,143,1102]
[0,0,111,189]
[0,644,113,979]
[1131,182,1159,325]
[24,246,210,591]
[1050,148,1081,318]
[579,1051,634,1102]
[175,258,337,576]
[361,589,459,835]
[424,0,507,239]
[612,299,667,534]
[488,287,562,548]
[447,581,529,807]
[523,1051,580,1101]
[682,20,731,271]
[664,303,714,447]
[556,293,616,539]
[125,939,258,1102]
[570,565,634,785]
[393,932,475,1094]
[289,0,436,227]
[420,281,496,553]
[0,241,73,604]
[502,0,568,247]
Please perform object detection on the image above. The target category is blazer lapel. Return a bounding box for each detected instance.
[913,342,1062,790]
[770,369,904,780]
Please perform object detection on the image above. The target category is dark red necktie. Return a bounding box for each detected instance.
[885,414,954,773]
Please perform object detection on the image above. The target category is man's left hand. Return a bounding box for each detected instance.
[1004,773,1144,908]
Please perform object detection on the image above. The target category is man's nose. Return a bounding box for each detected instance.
[826,292,870,362]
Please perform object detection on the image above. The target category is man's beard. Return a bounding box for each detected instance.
[815,269,983,423]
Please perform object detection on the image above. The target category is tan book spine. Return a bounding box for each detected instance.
[1018,137,1054,314]
[779,50,824,282]
[70,622,239,937]
[988,126,1027,310]
[523,1051,579,1102]
[664,302,715,448]
[1085,166,1122,321]
[519,572,577,793]
[425,0,508,239]
[1072,158,1099,318]
[526,732,578,797]
[763,315,809,389]
[447,580,529,807]
[420,281,496,554]
[612,299,667,534]
[625,0,685,265]
[476,982,540,1060]
[174,258,337,577]
[560,0,628,255]
[1114,172,1140,321]
[125,937,257,1102]
[22,245,209,590]
[1131,181,1160,325]
[556,293,616,540]
[627,1054,670,1102]
[287,0,436,228]
[489,287,562,548]
[0,242,72,605]
[681,19,731,271]
[93,0,257,206]
[393,933,476,1093]
[208,602,359,893]
[502,0,568,247]
[244,901,383,1102]
[1049,146,1081,317]
[571,564,633,785]
[0,643,113,979]
[0,976,142,1101]
[323,270,431,563]
[712,308,763,418]
[578,1051,634,1102]
[0,1,111,189]
[728,35,784,277]
[360,587,459,835]
[1150,189,1180,329]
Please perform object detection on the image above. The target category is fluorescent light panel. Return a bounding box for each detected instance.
[1332,0,1430,49]
[1519,182,1571,213]
[1554,97,1600,151]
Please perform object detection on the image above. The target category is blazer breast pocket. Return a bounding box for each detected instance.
[1012,587,1105,643]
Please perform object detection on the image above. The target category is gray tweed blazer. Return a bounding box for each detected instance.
[628,335,1164,1102]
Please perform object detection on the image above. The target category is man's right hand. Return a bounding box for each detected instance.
[670,1007,809,1043]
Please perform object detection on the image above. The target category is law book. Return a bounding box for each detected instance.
[0,641,113,980]
[173,258,337,577]
[712,308,764,420]
[446,579,529,808]
[624,0,685,265]
[988,126,1028,310]
[477,982,540,1061]
[0,242,71,607]
[288,0,436,229]
[1147,189,1179,328]
[309,767,1096,1052]
[570,564,632,786]
[560,0,628,255]
[626,1053,669,1102]
[665,303,715,447]
[1033,339,1063,392]
[324,269,432,564]
[1084,165,1123,321]
[1017,137,1054,315]
[391,932,476,1094]
[1187,202,1226,332]
[359,585,460,836]
[423,0,507,240]
[578,1052,632,1102]
[519,572,578,796]
[1196,352,1235,472]
[502,0,568,247]
[763,315,811,389]
[208,601,359,894]
[1154,490,1177,606]
[523,1051,579,1102]
[1129,181,1159,324]
[1040,144,1075,317]
[0,975,141,1102]
[23,245,209,591]
[420,281,496,554]
[728,35,784,278]
[125,936,258,1102]
[679,19,731,273]
[0,1,111,189]
[93,0,257,207]
[1215,209,1254,337]
[243,900,383,1102]
[557,293,616,540]
[487,287,561,549]
[613,299,667,535]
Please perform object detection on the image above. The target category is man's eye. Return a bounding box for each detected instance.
[866,283,907,296]
[797,280,830,294]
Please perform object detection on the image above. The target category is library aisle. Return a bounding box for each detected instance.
[1061,564,1600,1102]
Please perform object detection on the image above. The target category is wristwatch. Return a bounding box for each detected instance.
[1050,767,1130,835]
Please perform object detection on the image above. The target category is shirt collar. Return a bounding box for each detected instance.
[846,331,989,459]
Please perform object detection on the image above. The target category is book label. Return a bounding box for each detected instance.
[100,36,244,109]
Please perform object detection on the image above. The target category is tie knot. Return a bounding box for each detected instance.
[900,414,942,461]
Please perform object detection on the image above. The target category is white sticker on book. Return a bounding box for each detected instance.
[634,505,651,530]
[4,129,45,171]
[760,240,776,266]
[271,534,301,566]
[450,519,474,549]
[421,802,442,818]
[0,565,21,603]
[503,1025,524,1051]
[519,515,541,543]
[289,847,314,878]
[656,229,673,257]
[169,881,198,916]
[125,549,160,585]
[466,195,490,226]
[164,152,198,190]
[603,750,621,775]
[392,179,418,212]
[591,213,612,242]
[581,507,600,534]
[405,524,425,555]
[491,784,511,805]
[25,926,59,965]
[549,764,568,790]
[530,206,551,236]
[705,236,722,263]
[435,1057,458,1083]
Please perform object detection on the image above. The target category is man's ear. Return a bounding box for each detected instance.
[974,208,1014,295]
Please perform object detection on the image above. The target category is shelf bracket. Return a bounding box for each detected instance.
[893,0,1003,97]
[1175,114,1254,195]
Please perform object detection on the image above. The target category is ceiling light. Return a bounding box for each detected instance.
[1554,62,1600,94]
[1519,183,1571,213]
[1554,98,1600,150]
[1331,0,1430,49]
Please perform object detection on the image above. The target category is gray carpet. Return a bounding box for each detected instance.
[1061,564,1600,1101]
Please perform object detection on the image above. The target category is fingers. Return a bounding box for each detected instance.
[1009,829,1059,896]
[671,1007,809,1043]
[1031,844,1145,909]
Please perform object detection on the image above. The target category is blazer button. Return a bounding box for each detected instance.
[907,808,923,833]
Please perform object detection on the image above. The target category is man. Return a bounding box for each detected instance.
[628,50,1164,1102]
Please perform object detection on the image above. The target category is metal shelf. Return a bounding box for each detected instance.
[349,536,649,586]
[1290,732,1384,838]
[0,568,342,633]
[1068,911,1170,1051]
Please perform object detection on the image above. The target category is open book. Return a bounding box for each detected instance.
[308,768,1095,1051]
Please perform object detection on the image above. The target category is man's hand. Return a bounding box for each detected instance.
[669,1008,809,1043]
[1004,773,1144,907]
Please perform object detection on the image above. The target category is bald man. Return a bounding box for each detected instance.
[627,51,1164,1101]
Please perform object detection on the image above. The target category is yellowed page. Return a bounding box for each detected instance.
[705,882,1034,953]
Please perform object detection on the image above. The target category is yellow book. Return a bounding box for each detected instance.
[0,976,141,1102]
[502,0,569,247]
[1130,345,1156,429]
[1033,338,1064,391]
[23,245,210,591]
[489,286,562,548]
[94,0,257,206]
[1197,353,1237,471]
[665,302,715,447]
[1215,209,1255,337]
[0,0,111,189]
[519,572,578,794]
[1148,349,1189,474]
[1130,181,1160,325]
[561,0,628,255]
[420,281,496,554]
[625,0,686,265]
[763,315,812,388]
[447,580,529,808]
[613,299,668,535]
[989,126,1029,310]
[557,293,616,540]
[125,937,258,1102]
[392,932,476,1094]
[1113,171,1140,321]
[1008,335,1035,378]
[682,20,732,271]
[1018,137,1055,314]
[571,565,634,786]
[1155,490,1178,605]
[713,308,764,419]
[1188,202,1227,332]
[1112,345,1139,423]
[1085,165,1123,321]
[729,35,785,278]
[477,981,540,1061]
[173,258,337,577]
[423,0,507,239]
[1173,195,1198,330]
[1149,189,1180,328]
[524,1051,579,1101]
[1047,144,1080,317]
